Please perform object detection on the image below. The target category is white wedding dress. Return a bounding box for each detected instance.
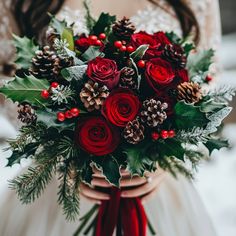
[0,0,222,235]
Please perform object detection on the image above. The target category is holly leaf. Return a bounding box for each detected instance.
[81,46,104,61]
[157,139,185,161]
[61,65,88,82]
[205,139,229,155]
[130,44,149,62]
[166,31,181,44]
[175,101,209,129]
[62,28,74,51]
[183,43,195,56]
[0,75,50,106]
[81,164,93,185]
[36,109,74,131]
[200,99,226,113]
[13,35,39,69]
[187,49,214,82]
[92,13,116,35]
[6,143,38,167]
[49,15,68,35]
[95,156,121,187]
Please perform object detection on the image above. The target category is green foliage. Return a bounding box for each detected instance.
[58,163,81,221]
[130,44,149,62]
[0,75,50,106]
[187,49,214,83]
[6,143,38,167]
[95,156,121,187]
[81,163,93,185]
[124,144,156,177]
[200,99,226,113]
[83,0,96,32]
[50,15,68,35]
[10,157,57,204]
[183,43,195,56]
[36,109,74,131]
[13,35,39,69]
[81,46,104,61]
[205,139,229,155]
[62,28,75,51]
[92,13,116,35]
[174,101,209,129]
[165,31,181,44]
[61,65,88,82]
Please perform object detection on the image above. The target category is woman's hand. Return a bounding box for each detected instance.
[80,167,166,204]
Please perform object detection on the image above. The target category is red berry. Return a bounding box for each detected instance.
[120,45,127,52]
[70,108,80,117]
[65,110,73,119]
[75,39,81,46]
[168,130,176,138]
[161,130,169,139]
[152,132,160,141]
[51,82,59,88]
[89,35,98,41]
[94,39,102,46]
[127,46,135,53]
[57,112,65,122]
[114,41,122,48]
[137,60,146,68]
[41,90,50,99]
[99,33,106,40]
[205,75,213,82]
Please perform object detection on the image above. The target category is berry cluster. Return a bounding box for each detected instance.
[57,108,80,122]
[151,130,176,141]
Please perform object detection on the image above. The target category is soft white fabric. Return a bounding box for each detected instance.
[0,0,221,235]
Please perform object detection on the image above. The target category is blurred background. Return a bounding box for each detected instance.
[194,1,236,236]
[0,1,236,236]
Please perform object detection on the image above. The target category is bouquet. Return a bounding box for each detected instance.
[1,6,235,236]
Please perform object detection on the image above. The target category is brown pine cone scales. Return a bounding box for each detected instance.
[119,67,137,90]
[80,80,110,112]
[30,46,59,79]
[112,17,136,40]
[123,119,145,144]
[163,44,187,68]
[141,99,168,127]
[177,82,202,103]
[17,104,37,124]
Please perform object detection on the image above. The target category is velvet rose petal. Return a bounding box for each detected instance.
[75,117,120,156]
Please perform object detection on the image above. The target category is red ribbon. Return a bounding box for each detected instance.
[95,188,147,236]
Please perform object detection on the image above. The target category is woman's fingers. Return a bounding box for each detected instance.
[91,177,111,188]
[80,183,110,201]
[120,176,146,187]
[120,172,166,198]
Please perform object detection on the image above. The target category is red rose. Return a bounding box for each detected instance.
[102,89,141,127]
[145,58,176,93]
[131,31,171,59]
[87,57,120,90]
[76,116,120,156]
[176,69,189,83]
[153,32,171,45]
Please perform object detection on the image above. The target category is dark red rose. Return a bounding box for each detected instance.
[87,57,120,90]
[131,31,171,59]
[176,69,189,83]
[145,58,176,93]
[153,32,171,45]
[102,89,141,127]
[76,116,120,156]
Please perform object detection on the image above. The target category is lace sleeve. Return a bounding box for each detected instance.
[0,0,18,80]
[191,0,222,76]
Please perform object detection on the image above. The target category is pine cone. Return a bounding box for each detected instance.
[119,67,137,90]
[17,104,37,124]
[140,99,168,127]
[123,119,145,144]
[30,46,59,79]
[54,56,74,75]
[80,80,110,112]
[112,17,136,40]
[163,44,187,68]
[177,82,202,103]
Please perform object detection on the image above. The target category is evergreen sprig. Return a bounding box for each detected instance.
[10,157,57,204]
[58,162,81,221]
